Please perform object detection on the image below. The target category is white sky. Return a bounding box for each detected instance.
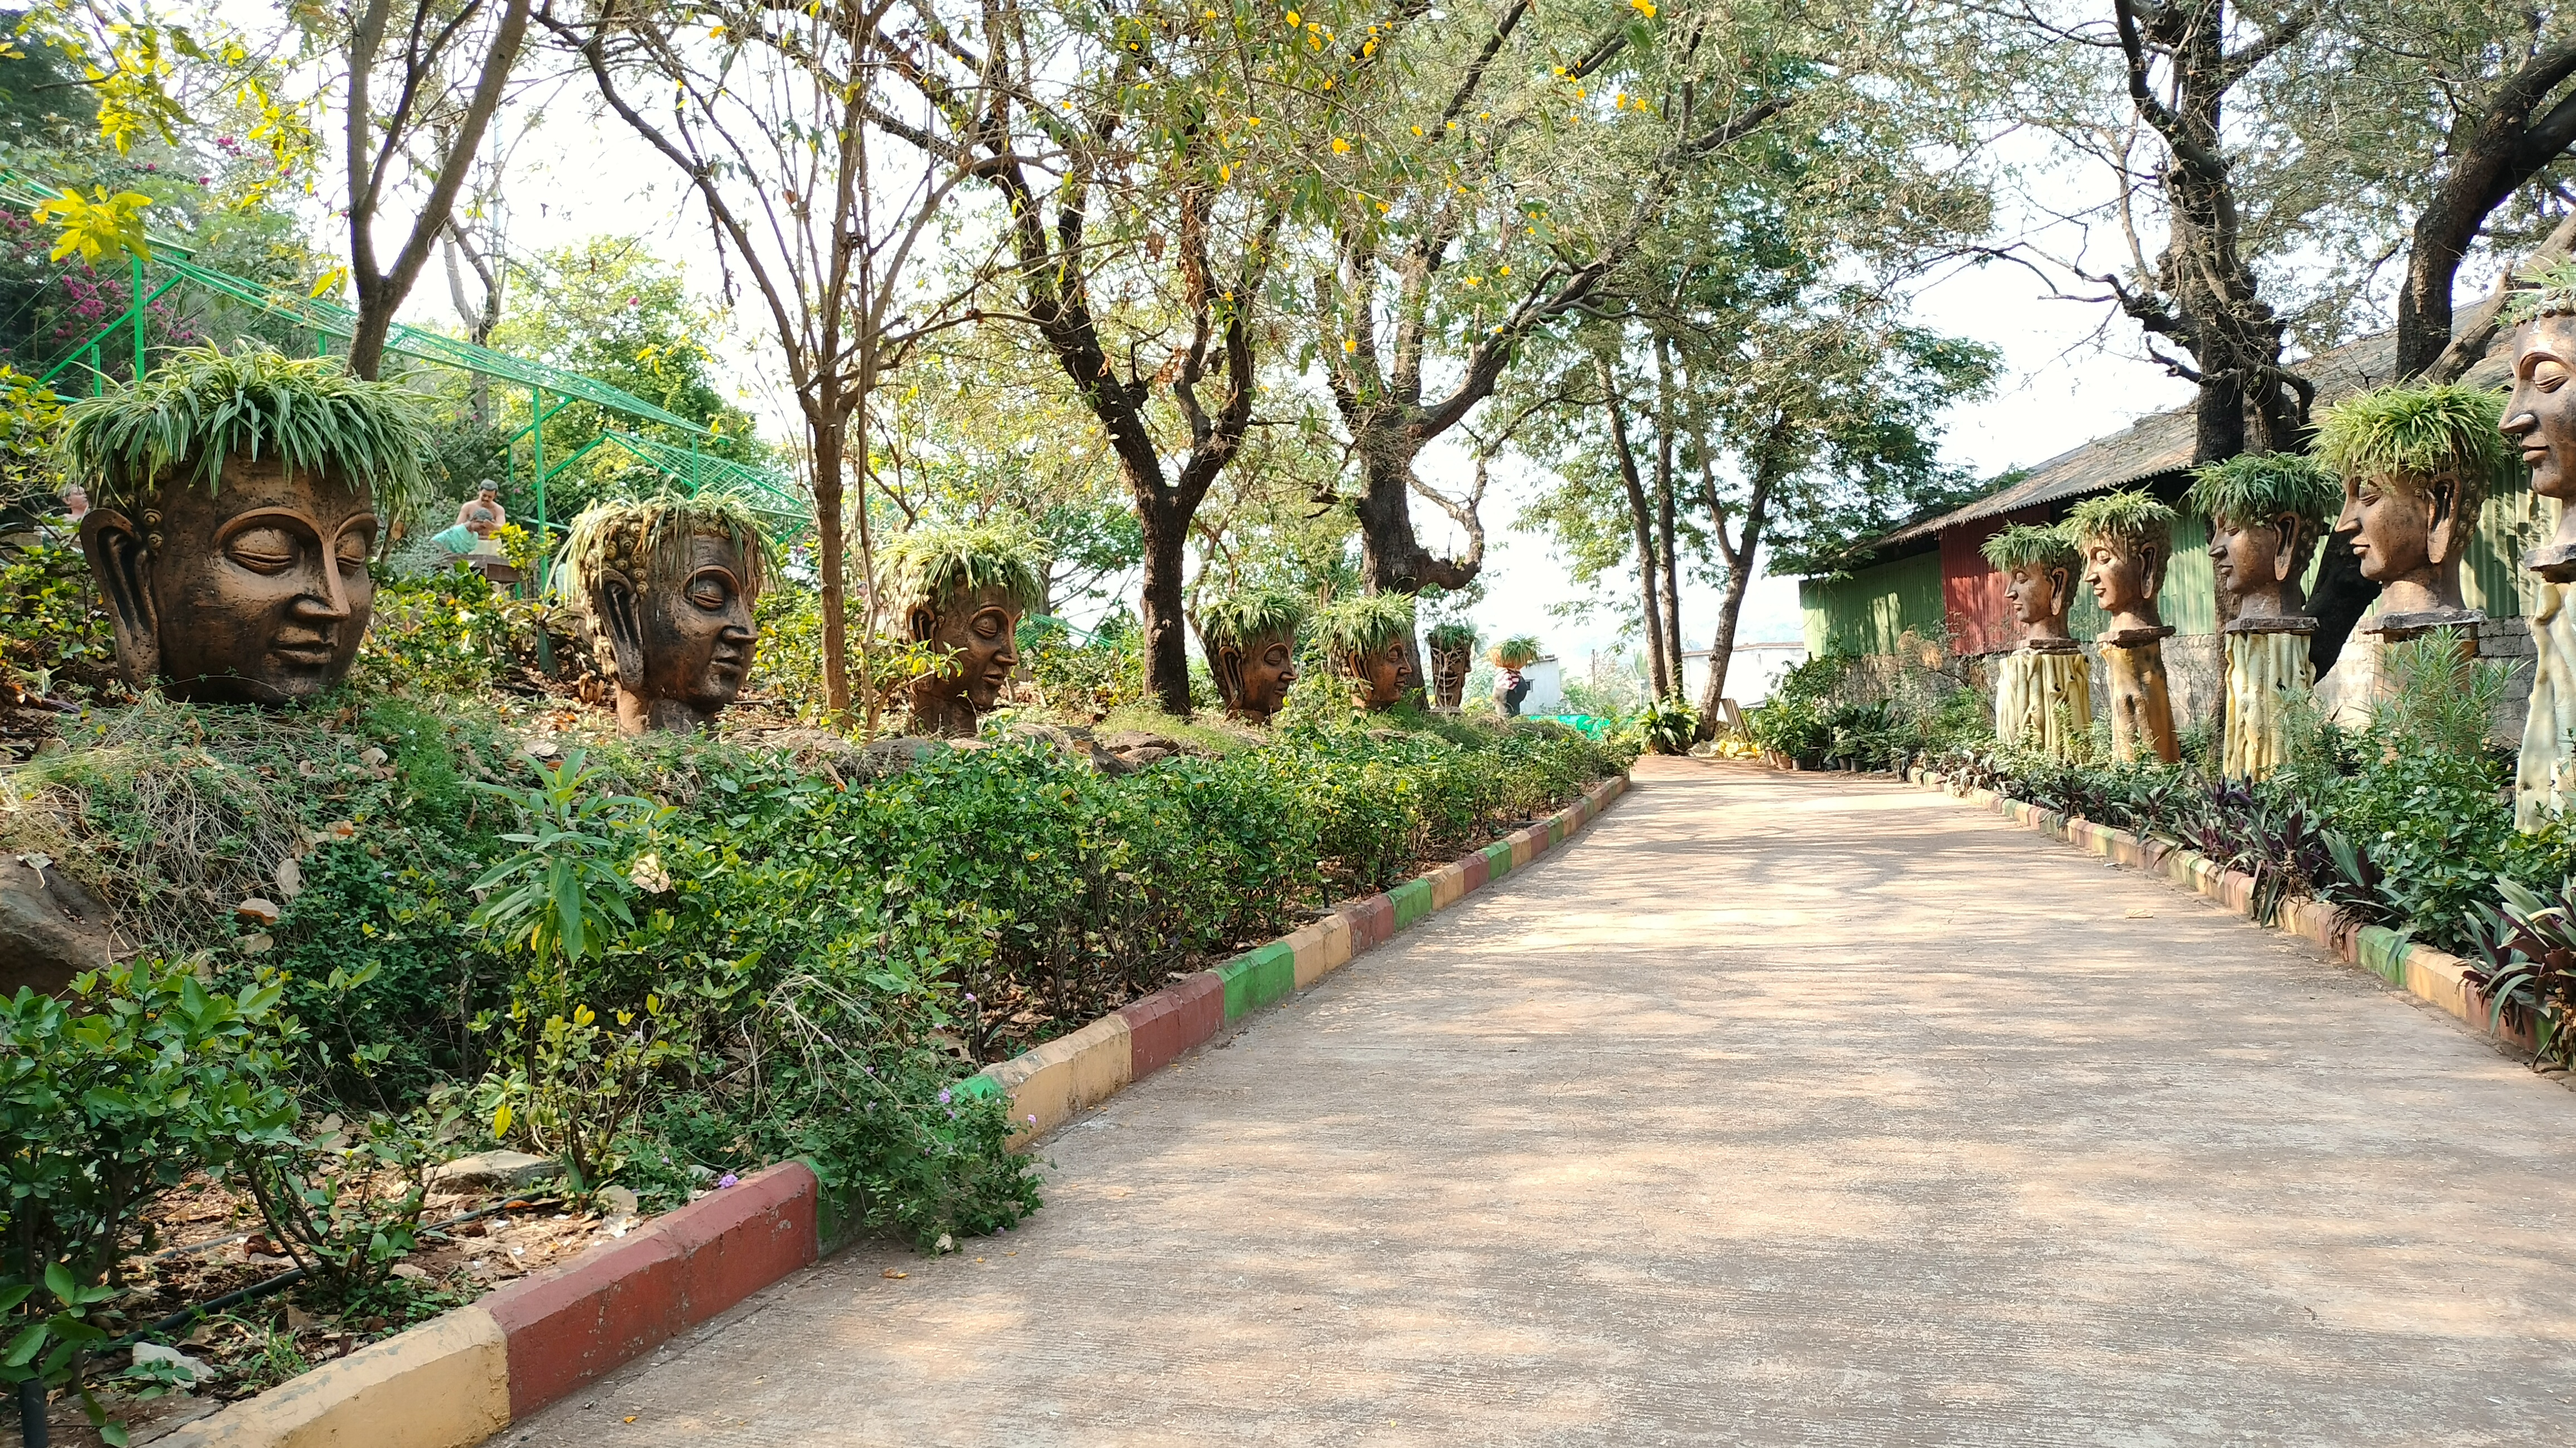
[394,72,2202,675]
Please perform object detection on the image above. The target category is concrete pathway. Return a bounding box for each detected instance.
[502,760,2576,1446]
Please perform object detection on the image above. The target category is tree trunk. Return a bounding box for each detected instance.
[1695,453,1777,735]
[1137,495,1193,716]
[1653,337,1683,698]
[1599,361,1669,698]
[809,399,852,720]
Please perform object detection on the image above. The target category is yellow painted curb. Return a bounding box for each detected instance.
[1431,862,1468,909]
[1287,914,1351,990]
[992,1014,1133,1148]
[2404,945,2475,1022]
[1509,830,1537,868]
[161,1305,508,1448]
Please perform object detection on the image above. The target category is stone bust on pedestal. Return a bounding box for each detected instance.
[2067,490,2181,764]
[2315,381,2502,635]
[62,346,427,705]
[1196,584,1307,725]
[887,526,1043,738]
[2186,453,2340,780]
[560,494,773,734]
[1980,522,2089,759]
[2502,266,2576,826]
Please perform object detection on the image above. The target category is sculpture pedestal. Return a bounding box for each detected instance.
[2520,581,2576,830]
[2100,627,2179,765]
[1995,643,2091,760]
[2222,620,2316,783]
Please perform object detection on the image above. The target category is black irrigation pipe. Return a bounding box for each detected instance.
[104,1194,565,1352]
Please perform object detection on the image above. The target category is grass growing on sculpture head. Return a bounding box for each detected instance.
[2503,256,2576,325]
[1979,521,2080,573]
[882,521,1045,610]
[1314,591,1417,659]
[1194,582,1309,648]
[555,488,777,606]
[2064,489,2176,551]
[1424,620,1479,653]
[1490,634,1541,668]
[2314,382,2509,493]
[56,344,431,511]
[2184,452,2343,529]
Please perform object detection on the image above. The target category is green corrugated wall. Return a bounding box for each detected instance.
[1801,550,1944,656]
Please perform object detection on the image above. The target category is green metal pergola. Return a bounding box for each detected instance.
[0,171,808,579]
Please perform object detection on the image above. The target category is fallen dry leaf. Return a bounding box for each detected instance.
[882,1269,908,1279]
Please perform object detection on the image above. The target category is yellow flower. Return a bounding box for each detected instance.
[1203,6,1215,14]
[1446,119,1458,129]
[1573,86,1584,97]
[1285,8,1299,23]
[1247,115,1263,126]
[1412,124,1424,136]
[1331,136,1350,153]
[1498,265,1510,275]
[1630,0,1655,14]
[1375,199,1391,213]
[1344,337,1358,352]
[1465,276,1480,285]
[1219,163,1233,181]
[1323,77,1335,88]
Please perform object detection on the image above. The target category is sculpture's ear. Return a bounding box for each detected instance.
[2427,476,2468,565]
[2046,564,2071,609]
[595,567,648,684]
[1213,642,1246,707]
[2138,542,2164,602]
[2271,513,2304,584]
[906,602,938,645]
[79,508,158,685]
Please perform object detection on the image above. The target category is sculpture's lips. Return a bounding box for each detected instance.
[2528,445,2554,467]
[270,635,338,666]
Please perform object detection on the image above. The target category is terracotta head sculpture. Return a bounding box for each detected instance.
[1317,592,1421,710]
[1979,522,2081,645]
[1196,584,1307,724]
[2184,452,2340,624]
[2503,262,2576,578]
[888,525,1043,738]
[2316,381,2503,622]
[2066,490,2177,639]
[62,346,425,705]
[1424,621,1477,710]
[560,493,773,734]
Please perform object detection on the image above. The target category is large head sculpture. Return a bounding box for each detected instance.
[64,346,425,705]
[1196,585,1307,724]
[2503,262,2576,577]
[1317,593,1421,711]
[2184,452,2340,624]
[2066,490,2177,638]
[888,525,1043,737]
[1423,621,1478,711]
[1979,522,2081,644]
[560,493,772,734]
[2316,381,2503,620]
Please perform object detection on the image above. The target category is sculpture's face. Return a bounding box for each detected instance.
[1228,635,1298,722]
[637,533,759,717]
[2338,477,2433,584]
[1348,635,1419,708]
[2003,562,2066,627]
[915,583,1024,712]
[2207,516,2289,599]
[2082,539,2151,618]
[2506,316,2576,502]
[80,459,377,704]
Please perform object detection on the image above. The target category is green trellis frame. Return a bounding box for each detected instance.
[0,170,807,583]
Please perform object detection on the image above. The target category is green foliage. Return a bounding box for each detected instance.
[2313,381,2508,492]
[0,959,299,1433]
[1196,583,1309,650]
[2504,257,2576,326]
[1314,592,1417,660]
[2064,489,2176,551]
[56,344,430,513]
[1637,696,1700,754]
[1423,620,1478,653]
[0,529,114,698]
[1022,612,1154,718]
[1489,634,1541,668]
[1978,521,2078,573]
[883,521,1045,612]
[236,1107,451,1296]
[2184,451,2341,529]
[467,750,663,968]
[353,566,545,698]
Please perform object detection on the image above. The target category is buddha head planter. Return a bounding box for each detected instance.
[1196,585,1308,725]
[2066,490,2177,641]
[888,525,1042,738]
[2184,451,2340,627]
[1424,622,1477,711]
[1979,522,2081,647]
[2317,381,2503,625]
[1317,593,1421,711]
[560,493,773,734]
[62,346,426,705]
[2503,265,2576,579]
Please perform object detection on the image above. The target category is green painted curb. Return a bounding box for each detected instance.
[1389,878,1435,930]
[1216,940,1296,1020]
[954,1073,1003,1100]
[1482,840,1514,879]
[2355,926,2411,986]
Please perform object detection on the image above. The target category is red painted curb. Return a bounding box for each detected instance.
[1461,850,1490,893]
[1341,893,1395,951]
[482,1161,818,1418]
[1118,970,1225,1080]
